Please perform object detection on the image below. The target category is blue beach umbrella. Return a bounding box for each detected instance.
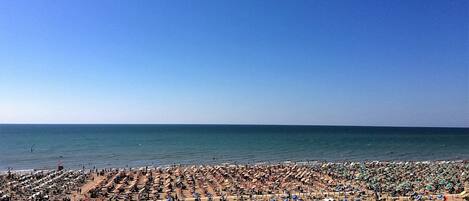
[416,195,422,200]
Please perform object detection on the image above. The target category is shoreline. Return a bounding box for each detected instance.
[2,159,468,174]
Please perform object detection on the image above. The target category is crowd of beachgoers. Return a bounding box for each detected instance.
[0,161,468,201]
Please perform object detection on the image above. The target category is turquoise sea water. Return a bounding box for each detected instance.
[0,124,468,170]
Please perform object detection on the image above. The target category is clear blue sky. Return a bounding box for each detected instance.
[0,0,467,127]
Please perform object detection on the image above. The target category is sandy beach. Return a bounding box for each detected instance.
[1,161,468,201]
[2,0,467,200]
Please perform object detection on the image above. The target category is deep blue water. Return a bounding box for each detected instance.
[0,124,468,170]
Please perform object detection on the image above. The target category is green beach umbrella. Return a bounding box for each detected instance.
[425,184,434,191]
[445,183,453,190]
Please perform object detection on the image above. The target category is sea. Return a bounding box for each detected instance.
[0,124,468,171]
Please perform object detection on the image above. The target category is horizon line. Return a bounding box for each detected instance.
[0,122,467,129]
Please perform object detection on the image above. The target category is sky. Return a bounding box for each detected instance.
[0,0,467,127]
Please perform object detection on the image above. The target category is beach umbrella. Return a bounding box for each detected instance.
[426,184,434,191]
[438,179,446,185]
[445,183,453,190]
[293,194,298,200]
